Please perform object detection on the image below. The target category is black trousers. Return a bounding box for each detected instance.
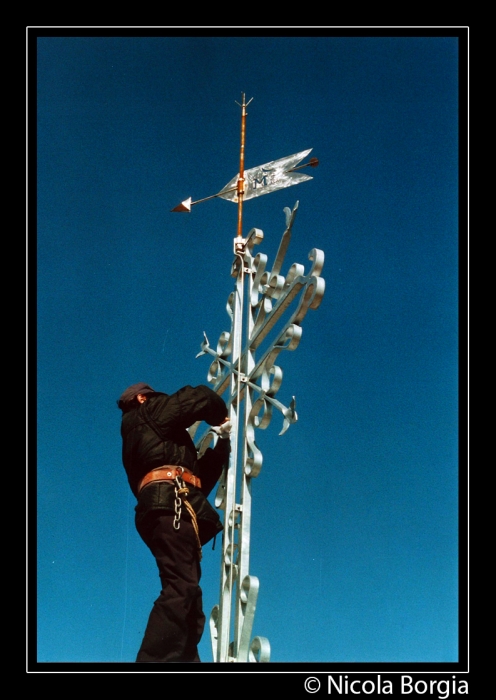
[136,513,205,662]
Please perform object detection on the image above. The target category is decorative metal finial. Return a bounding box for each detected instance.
[179,95,324,663]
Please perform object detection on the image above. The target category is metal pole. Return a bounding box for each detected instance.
[237,93,247,241]
[215,93,250,662]
[215,259,243,662]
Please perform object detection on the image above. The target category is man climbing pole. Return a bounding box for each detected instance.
[117,381,231,662]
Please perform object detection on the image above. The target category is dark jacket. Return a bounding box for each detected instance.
[121,385,229,545]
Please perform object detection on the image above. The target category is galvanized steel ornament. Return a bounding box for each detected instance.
[185,94,325,662]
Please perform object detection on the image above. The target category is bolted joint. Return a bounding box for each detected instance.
[234,237,246,255]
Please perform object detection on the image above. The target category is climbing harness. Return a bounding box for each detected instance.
[137,465,204,561]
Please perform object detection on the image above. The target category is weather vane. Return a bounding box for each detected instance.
[182,93,325,662]
[171,94,319,237]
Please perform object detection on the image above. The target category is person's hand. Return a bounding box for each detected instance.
[211,420,232,439]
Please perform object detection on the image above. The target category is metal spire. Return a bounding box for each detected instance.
[186,95,325,662]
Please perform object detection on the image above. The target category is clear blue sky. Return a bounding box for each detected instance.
[33,29,466,670]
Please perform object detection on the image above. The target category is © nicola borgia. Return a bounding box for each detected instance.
[319,675,468,698]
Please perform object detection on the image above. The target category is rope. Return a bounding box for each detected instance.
[177,486,203,561]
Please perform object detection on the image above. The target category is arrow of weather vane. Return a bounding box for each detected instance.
[171,149,319,213]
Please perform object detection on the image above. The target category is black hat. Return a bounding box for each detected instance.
[118,382,155,411]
